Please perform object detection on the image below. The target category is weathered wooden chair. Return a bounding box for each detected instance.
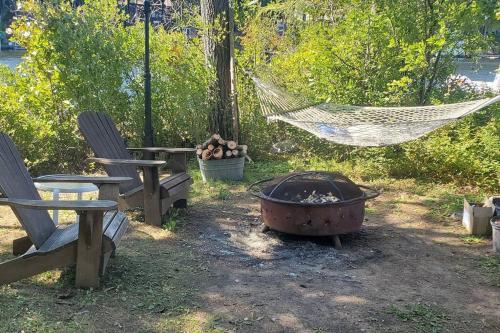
[77,111,195,226]
[0,133,131,288]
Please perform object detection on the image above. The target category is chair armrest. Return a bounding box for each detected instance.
[87,157,166,167]
[33,175,132,185]
[0,198,117,211]
[127,147,193,174]
[127,147,196,154]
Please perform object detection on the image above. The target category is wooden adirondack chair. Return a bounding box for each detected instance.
[77,111,195,226]
[0,133,131,288]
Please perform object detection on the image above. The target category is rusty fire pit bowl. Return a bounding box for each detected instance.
[249,171,379,237]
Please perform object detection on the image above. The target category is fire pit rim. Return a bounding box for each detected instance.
[248,171,379,207]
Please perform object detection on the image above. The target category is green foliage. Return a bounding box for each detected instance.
[387,303,448,333]
[0,0,209,173]
[479,256,500,287]
[459,235,485,244]
[162,208,185,231]
[0,0,498,191]
[237,0,499,189]
[396,108,500,189]
[242,0,493,105]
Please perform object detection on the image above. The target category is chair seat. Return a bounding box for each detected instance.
[121,172,192,199]
[30,210,128,257]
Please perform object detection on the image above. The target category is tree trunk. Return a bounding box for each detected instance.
[201,0,239,140]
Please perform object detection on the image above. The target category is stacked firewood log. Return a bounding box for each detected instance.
[196,134,249,161]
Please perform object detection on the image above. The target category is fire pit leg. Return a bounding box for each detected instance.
[261,225,271,233]
[332,235,342,249]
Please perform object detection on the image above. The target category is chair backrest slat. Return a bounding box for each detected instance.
[0,133,56,248]
[77,112,142,192]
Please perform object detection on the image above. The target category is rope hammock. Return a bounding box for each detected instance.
[252,77,500,147]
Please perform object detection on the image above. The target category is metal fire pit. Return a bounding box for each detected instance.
[249,171,379,247]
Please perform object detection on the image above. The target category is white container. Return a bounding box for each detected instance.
[462,198,494,236]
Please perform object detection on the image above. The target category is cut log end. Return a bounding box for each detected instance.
[213,147,223,159]
[201,149,212,160]
[236,144,247,153]
[199,136,248,161]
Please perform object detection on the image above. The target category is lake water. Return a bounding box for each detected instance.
[455,58,499,90]
[0,50,498,89]
[0,50,24,69]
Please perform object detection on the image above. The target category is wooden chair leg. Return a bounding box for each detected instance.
[12,236,33,255]
[142,166,162,226]
[332,235,342,249]
[75,211,103,288]
[173,199,187,209]
[100,251,113,276]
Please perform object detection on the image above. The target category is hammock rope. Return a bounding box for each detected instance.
[252,77,500,147]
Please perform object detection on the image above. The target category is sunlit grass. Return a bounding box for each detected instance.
[387,303,448,333]
[460,235,485,244]
[479,256,500,287]
[156,312,225,333]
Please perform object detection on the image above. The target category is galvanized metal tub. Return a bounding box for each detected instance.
[249,172,379,236]
[198,157,245,182]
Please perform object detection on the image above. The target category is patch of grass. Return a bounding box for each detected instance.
[203,183,233,201]
[460,235,485,244]
[422,194,463,221]
[387,303,448,333]
[216,186,231,201]
[389,194,412,205]
[0,285,89,332]
[479,256,500,287]
[157,312,225,333]
[188,165,239,203]
[163,209,184,231]
[188,157,489,209]
[422,192,486,222]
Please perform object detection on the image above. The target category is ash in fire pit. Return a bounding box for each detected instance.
[249,171,379,248]
[294,190,340,204]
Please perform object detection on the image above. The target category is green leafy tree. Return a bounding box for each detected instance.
[0,0,210,173]
[237,0,499,189]
[242,0,495,105]
[0,0,15,30]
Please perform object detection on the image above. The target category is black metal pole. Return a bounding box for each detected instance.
[143,0,154,148]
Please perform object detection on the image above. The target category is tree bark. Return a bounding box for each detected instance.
[201,0,239,140]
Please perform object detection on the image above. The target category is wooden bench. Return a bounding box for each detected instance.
[0,133,131,288]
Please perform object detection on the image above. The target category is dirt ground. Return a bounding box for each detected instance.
[1,180,499,333]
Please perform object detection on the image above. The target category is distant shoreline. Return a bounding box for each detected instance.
[0,50,498,89]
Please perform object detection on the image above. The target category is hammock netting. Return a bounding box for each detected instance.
[253,77,500,147]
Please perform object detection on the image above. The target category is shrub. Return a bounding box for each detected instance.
[0,0,210,174]
[235,0,499,190]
